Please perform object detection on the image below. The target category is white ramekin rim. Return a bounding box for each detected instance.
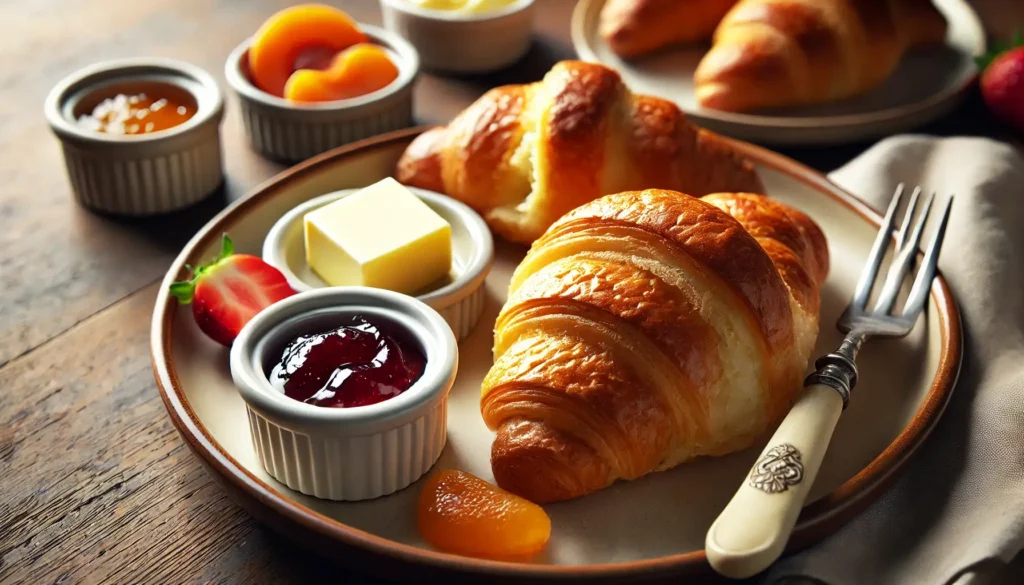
[230,287,458,436]
[379,0,534,23]
[223,25,419,113]
[44,57,224,146]
[261,187,494,308]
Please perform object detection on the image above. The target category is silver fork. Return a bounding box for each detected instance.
[705,184,954,579]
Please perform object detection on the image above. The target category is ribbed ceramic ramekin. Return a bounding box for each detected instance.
[379,0,534,73]
[224,25,419,163]
[230,287,457,501]
[261,187,493,341]
[45,58,224,216]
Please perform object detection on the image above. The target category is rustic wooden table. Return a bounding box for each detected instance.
[2,1,1022,583]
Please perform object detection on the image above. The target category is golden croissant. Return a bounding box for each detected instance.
[600,0,739,58]
[481,189,829,503]
[395,61,763,244]
[695,0,948,112]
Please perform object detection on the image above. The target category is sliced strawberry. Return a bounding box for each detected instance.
[170,234,296,346]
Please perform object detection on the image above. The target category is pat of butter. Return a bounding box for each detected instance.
[409,0,516,14]
[304,178,452,294]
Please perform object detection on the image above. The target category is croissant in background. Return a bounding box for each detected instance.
[480,189,829,503]
[695,0,948,112]
[396,61,763,244]
[600,0,738,58]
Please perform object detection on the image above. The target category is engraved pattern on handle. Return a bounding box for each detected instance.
[748,443,804,494]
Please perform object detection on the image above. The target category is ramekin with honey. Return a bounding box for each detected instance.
[45,58,225,216]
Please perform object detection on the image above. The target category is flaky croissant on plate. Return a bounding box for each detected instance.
[695,0,948,112]
[481,189,829,503]
[600,0,738,58]
[396,61,763,244]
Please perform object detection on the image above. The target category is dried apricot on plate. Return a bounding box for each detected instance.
[418,469,551,561]
[248,4,367,97]
[284,44,399,102]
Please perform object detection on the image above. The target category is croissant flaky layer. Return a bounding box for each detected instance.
[481,190,829,503]
[395,61,763,244]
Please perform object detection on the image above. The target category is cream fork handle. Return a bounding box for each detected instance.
[705,383,844,579]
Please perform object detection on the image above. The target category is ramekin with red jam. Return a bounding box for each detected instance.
[230,287,457,501]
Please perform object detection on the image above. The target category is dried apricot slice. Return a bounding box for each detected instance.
[418,469,551,561]
[283,44,399,103]
[248,4,367,97]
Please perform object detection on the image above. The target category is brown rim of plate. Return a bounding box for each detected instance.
[570,0,985,131]
[150,126,962,582]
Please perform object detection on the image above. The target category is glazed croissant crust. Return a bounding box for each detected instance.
[396,61,763,244]
[481,189,829,503]
[600,0,739,58]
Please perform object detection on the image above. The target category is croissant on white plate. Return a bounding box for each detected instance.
[396,61,763,244]
[695,0,948,112]
[480,189,829,503]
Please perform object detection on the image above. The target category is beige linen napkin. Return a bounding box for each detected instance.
[765,136,1024,585]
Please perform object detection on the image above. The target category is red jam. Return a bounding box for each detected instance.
[268,316,425,408]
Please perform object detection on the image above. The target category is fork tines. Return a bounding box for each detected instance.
[850,183,953,320]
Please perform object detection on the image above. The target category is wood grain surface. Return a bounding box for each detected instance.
[1,1,1021,584]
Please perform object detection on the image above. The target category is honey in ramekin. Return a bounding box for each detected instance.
[73,81,197,135]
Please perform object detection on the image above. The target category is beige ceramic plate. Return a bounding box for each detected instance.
[572,0,985,146]
[152,128,961,583]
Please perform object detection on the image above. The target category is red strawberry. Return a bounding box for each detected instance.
[978,33,1024,135]
[170,234,296,346]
